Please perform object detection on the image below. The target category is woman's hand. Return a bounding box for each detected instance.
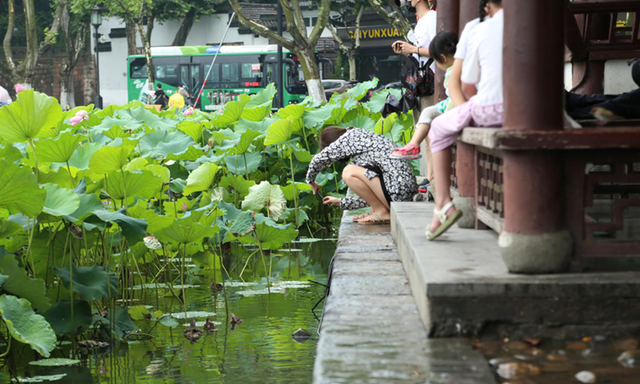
[394,41,418,56]
[323,196,341,207]
[309,181,321,195]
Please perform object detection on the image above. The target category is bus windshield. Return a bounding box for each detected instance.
[286,61,307,95]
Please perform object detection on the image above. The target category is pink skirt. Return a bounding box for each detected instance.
[428,98,504,153]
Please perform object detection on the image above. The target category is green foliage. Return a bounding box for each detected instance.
[43,300,93,335]
[0,294,57,357]
[0,160,45,217]
[0,91,62,142]
[0,252,50,311]
[54,264,118,302]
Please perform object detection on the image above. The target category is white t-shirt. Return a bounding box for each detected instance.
[454,18,481,60]
[461,10,504,105]
[410,10,437,72]
[0,86,10,104]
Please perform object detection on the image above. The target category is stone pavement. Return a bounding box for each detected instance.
[313,212,495,384]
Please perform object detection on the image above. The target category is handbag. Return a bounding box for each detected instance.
[380,92,418,117]
[400,56,434,97]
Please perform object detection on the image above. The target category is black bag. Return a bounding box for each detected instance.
[400,56,434,97]
[380,93,417,117]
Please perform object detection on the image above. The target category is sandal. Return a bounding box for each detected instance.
[358,212,391,225]
[390,144,421,160]
[426,201,463,241]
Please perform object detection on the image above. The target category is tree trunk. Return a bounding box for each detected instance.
[22,0,38,88]
[136,23,155,95]
[297,48,326,102]
[171,9,196,46]
[3,0,18,86]
[126,22,138,55]
[60,69,75,109]
[347,53,357,81]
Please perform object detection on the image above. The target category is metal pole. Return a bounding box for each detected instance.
[277,1,284,108]
[194,12,236,107]
[94,25,101,109]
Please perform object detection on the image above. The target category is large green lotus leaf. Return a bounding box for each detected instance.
[0,142,23,163]
[36,131,83,163]
[292,147,313,163]
[236,216,298,250]
[365,88,402,113]
[345,78,379,100]
[232,129,261,155]
[54,264,118,302]
[177,121,204,142]
[240,104,271,122]
[225,152,263,175]
[211,96,249,128]
[235,117,276,133]
[128,106,175,130]
[341,115,376,132]
[277,104,305,120]
[139,130,195,159]
[241,181,287,221]
[89,145,133,174]
[68,142,101,170]
[244,84,276,109]
[145,164,171,184]
[0,219,24,240]
[155,216,218,244]
[183,163,218,195]
[0,254,51,311]
[85,209,147,245]
[223,210,255,242]
[166,145,204,162]
[0,90,62,142]
[65,193,103,223]
[303,103,335,129]
[43,300,92,335]
[0,160,45,217]
[127,203,173,233]
[114,306,139,336]
[220,175,255,200]
[106,170,163,200]
[217,201,243,222]
[42,183,80,217]
[0,294,56,357]
[123,157,148,172]
[0,273,7,289]
[281,182,312,201]
[264,118,293,145]
[374,113,398,135]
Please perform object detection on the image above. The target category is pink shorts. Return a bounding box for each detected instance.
[428,98,504,153]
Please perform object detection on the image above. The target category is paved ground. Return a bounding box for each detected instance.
[313,212,495,384]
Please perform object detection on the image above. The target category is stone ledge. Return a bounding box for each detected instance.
[391,202,640,338]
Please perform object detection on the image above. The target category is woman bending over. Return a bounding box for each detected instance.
[306,126,418,225]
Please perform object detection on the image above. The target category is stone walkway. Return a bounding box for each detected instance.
[313,212,495,384]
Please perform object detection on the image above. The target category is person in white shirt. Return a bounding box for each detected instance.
[426,0,504,241]
[0,86,11,106]
[392,0,437,180]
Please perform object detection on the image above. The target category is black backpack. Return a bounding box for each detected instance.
[400,56,434,97]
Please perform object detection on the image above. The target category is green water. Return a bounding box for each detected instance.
[11,240,336,384]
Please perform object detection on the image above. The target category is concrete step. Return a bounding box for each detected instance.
[313,213,496,384]
[391,202,640,339]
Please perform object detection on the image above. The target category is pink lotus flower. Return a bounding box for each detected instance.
[181,202,188,211]
[183,107,194,117]
[70,115,83,126]
[14,84,25,94]
[70,110,90,126]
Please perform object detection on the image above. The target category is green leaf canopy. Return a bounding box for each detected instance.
[89,145,133,174]
[0,160,45,217]
[43,300,93,335]
[0,90,62,142]
[264,118,293,145]
[224,152,262,175]
[183,163,219,195]
[241,181,287,221]
[0,294,57,357]
[84,209,148,245]
[36,131,83,163]
[42,183,80,217]
[0,252,50,311]
[54,264,119,302]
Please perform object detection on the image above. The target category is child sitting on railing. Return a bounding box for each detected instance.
[390,31,459,161]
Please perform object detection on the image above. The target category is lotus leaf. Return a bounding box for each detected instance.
[211,96,249,128]
[139,130,195,159]
[42,184,80,217]
[0,142,23,163]
[105,170,163,200]
[177,121,204,142]
[232,129,261,155]
[264,118,293,145]
[155,216,218,244]
[241,181,287,221]
[36,131,83,163]
[281,182,312,201]
[224,152,262,175]
[89,145,133,174]
[54,264,118,302]
[29,358,81,367]
[302,103,335,129]
[43,300,92,335]
[277,104,305,120]
[0,219,23,240]
[0,90,62,142]
[341,115,376,132]
[0,294,57,357]
[85,209,147,245]
[345,78,379,100]
[220,175,255,200]
[236,219,298,250]
[183,163,218,195]
[0,252,50,311]
[0,160,45,217]
[64,193,103,223]
[227,211,255,238]
[68,142,101,170]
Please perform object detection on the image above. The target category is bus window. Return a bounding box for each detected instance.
[155,64,179,87]
[239,55,262,87]
[130,58,147,78]
[221,63,239,86]
[286,62,307,94]
[204,64,220,85]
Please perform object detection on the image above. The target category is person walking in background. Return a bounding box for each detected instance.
[168,90,186,110]
[154,83,168,109]
[0,85,11,107]
[392,0,438,182]
[178,85,191,107]
[307,126,418,225]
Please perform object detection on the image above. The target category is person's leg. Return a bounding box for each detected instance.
[428,148,456,232]
[595,88,640,119]
[342,165,390,220]
[409,123,431,147]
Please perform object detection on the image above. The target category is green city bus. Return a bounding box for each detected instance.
[127,45,309,111]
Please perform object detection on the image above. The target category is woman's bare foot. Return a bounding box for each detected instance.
[358,210,391,224]
[428,201,457,232]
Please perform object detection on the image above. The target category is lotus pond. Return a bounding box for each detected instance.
[0,80,415,382]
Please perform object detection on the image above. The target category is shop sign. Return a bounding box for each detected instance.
[347,27,403,40]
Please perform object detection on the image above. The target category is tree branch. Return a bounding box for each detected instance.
[354,4,364,50]
[289,0,308,40]
[368,0,412,39]
[39,0,65,56]
[279,0,308,48]
[228,0,295,50]
[2,0,18,81]
[308,0,331,46]
[325,22,349,55]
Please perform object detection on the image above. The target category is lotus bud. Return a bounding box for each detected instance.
[181,202,188,211]
[183,107,194,117]
[143,236,162,250]
[14,84,25,94]
[70,116,83,126]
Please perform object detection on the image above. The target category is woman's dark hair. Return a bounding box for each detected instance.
[156,83,162,89]
[428,31,459,64]
[480,0,489,21]
[319,126,347,150]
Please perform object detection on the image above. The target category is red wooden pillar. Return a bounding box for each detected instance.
[455,0,477,229]
[572,14,609,94]
[500,0,572,273]
[435,0,460,102]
